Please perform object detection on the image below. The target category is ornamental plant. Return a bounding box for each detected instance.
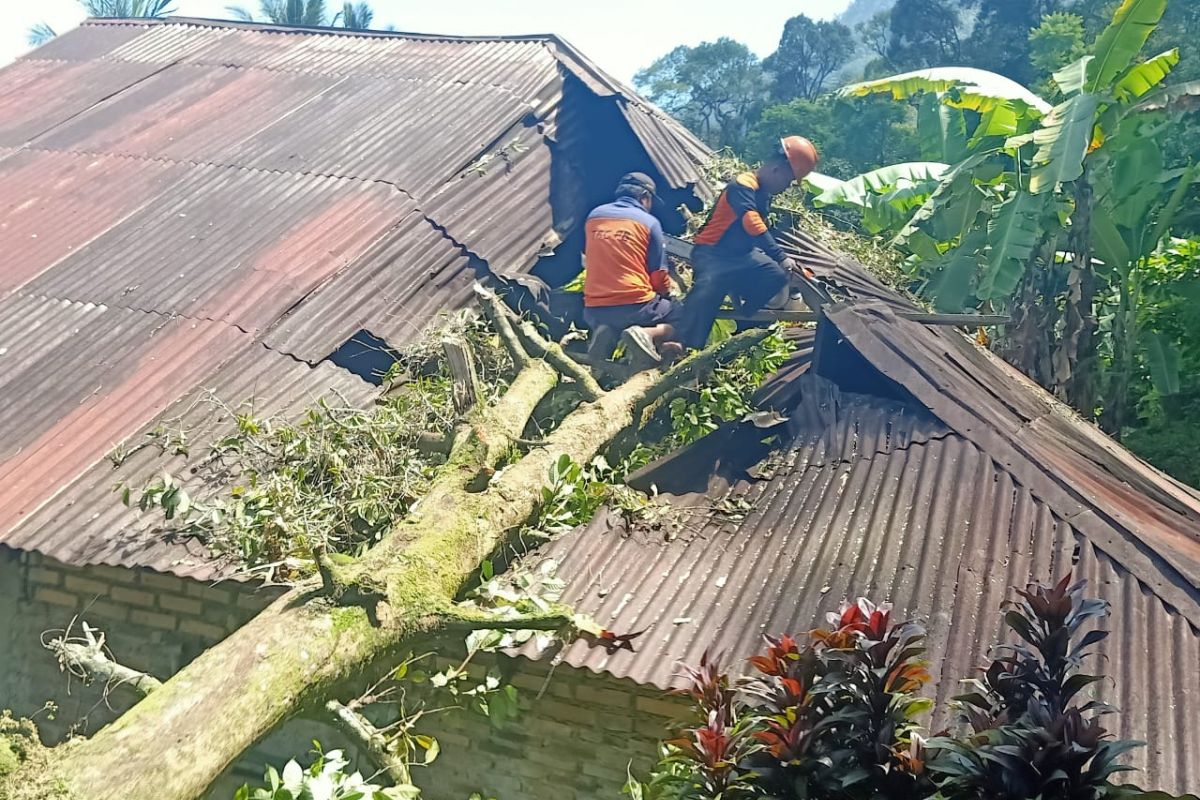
[629,577,1163,800]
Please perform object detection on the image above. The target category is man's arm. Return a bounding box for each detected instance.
[646,217,672,295]
[726,179,788,263]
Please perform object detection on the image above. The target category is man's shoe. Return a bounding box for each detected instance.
[620,326,661,364]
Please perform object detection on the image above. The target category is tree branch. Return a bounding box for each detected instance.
[45,622,163,699]
[639,328,771,410]
[513,320,604,401]
[475,284,530,371]
[324,700,413,788]
[436,604,576,632]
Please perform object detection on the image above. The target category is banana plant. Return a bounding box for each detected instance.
[807,162,949,235]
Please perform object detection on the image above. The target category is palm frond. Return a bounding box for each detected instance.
[27,22,58,47]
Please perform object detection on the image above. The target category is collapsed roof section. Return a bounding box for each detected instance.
[520,232,1200,795]
[0,17,712,577]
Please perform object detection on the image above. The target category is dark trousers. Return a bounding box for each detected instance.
[678,246,787,349]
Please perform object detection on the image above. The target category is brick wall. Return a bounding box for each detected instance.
[1,550,683,799]
[0,548,281,741]
[419,655,686,800]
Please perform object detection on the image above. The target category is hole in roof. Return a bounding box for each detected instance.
[324,329,399,386]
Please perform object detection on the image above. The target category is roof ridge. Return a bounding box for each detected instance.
[83,15,567,47]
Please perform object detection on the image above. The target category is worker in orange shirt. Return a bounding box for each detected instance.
[583,172,682,364]
[677,136,819,349]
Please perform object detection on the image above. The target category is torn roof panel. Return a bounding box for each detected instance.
[0,16,713,576]
[262,210,474,362]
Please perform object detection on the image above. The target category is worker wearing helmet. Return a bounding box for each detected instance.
[677,136,819,349]
[582,172,683,364]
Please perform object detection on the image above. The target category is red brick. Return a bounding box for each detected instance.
[33,587,78,609]
[158,594,204,616]
[179,619,225,640]
[110,586,156,608]
[129,609,177,631]
[27,567,62,586]
[63,575,110,596]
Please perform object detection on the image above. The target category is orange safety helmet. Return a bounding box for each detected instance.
[781,135,819,180]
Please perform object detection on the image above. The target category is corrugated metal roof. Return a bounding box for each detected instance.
[6,344,376,581]
[527,372,1200,794]
[0,294,249,537]
[0,16,712,576]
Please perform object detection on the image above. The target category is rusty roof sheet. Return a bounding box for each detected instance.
[528,371,1200,794]
[0,16,711,576]
[6,345,376,581]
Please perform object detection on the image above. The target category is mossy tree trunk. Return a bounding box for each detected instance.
[3,299,767,800]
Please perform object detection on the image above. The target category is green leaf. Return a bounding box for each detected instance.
[923,232,985,311]
[980,190,1046,300]
[415,735,440,764]
[813,162,949,208]
[1113,48,1179,102]
[1141,331,1181,396]
[1030,93,1101,194]
[801,171,843,195]
[1088,0,1168,93]
[1091,203,1131,272]
[1054,55,1094,95]
[917,94,969,162]
[841,67,1050,114]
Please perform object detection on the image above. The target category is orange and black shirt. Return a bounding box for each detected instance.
[693,172,786,262]
[583,196,668,308]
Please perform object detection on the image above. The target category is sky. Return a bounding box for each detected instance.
[2,0,854,82]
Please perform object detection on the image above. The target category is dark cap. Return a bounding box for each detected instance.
[615,171,662,205]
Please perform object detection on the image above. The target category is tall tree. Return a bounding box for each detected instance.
[227,0,328,25]
[763,15,856,102]
[634,39,765,149]
[886,0,967,70]
[227,0,378,28]
[965,0,1063,85]
[333,1,373,30]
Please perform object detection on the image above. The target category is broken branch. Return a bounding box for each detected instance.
[476,284,530,371]
[324,699,413,787]
[45,622,163,699]
[437,604,576,632]
[513,320,604,401]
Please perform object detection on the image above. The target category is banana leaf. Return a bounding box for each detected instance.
[841,67,1050,115]
[1113,48,1179,102]
[1030,93,1101,194]
[812,162,948,207]
[917,94,969,162]
[1134,79,1200,113]
[1141,331,1181,397]
[1054,56,1094,96]
[1088,0,1169,92]
[979,190,1047,300]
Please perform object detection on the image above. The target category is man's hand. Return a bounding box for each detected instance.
[779,256,799,274]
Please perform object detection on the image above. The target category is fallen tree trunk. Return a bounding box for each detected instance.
[4,299,767,800]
